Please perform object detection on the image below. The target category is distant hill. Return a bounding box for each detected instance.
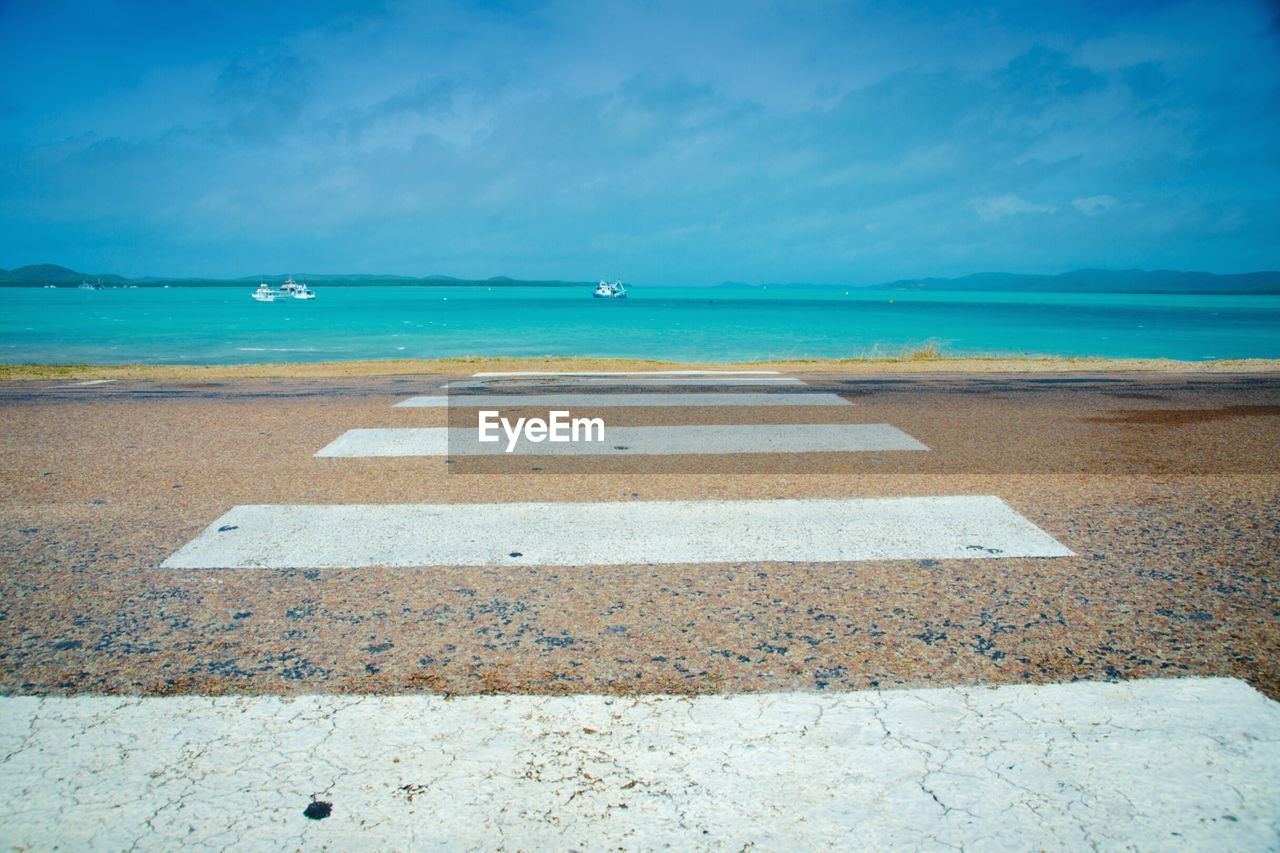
[876,269,1280,295]
[0,264,589,288]
[0,264,130,286]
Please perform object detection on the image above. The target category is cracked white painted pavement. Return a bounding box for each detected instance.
[2,677,1278,850]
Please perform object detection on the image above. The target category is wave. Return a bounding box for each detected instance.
[236,347,322,352]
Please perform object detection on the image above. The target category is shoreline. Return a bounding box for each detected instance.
[2,355,1280,381]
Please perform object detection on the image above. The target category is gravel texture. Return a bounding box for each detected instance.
[0,371,1276,698]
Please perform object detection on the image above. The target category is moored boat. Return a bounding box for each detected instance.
[251,283,279,302]
[280,277,316,299]
[593,279,627,299]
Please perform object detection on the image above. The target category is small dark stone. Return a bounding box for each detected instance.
[509,551,523,558]
[303,800,332,820]
[613,446,629,450]
[19,528,38,534]
[218,525,238,532]
[172,484,182,489]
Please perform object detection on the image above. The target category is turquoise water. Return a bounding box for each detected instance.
[2,285,1278,363]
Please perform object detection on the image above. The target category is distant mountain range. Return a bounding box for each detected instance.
[0,264,587,288]
[1,263,1277,294]
[874,269,1280,295]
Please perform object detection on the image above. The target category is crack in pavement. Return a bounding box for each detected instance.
[1,678,1277,850]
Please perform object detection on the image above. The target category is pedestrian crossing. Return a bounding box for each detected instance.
[172,370,1053,567]
[315,424,927,457]
[396,391,852,407]
[54,370,1275,847]
[444,376,806,389]
[162,496,1071,569]
[471,370,786,377]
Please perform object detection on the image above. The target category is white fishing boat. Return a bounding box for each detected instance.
[251,283,279,302]
[593,279,627,299]
[291,283,316,299]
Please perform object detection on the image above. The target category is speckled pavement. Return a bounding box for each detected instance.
[1,370,1277,847]
[2,371,1276,698]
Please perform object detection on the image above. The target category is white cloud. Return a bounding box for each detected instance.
[1071,194,1119,214]
[972,195,1056,221]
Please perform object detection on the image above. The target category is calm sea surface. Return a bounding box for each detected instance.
[2,285,1278,363]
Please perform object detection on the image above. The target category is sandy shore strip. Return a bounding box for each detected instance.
[4,354,1280,381]
[1,678,1275,849]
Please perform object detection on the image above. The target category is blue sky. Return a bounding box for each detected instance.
[1,0,1278,284]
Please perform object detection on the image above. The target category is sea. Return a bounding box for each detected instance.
[2,285,1278,364]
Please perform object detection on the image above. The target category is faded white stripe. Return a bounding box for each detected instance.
[446,377,806,388]
[2,679,1275,850]
[395,392,851,408]
[318,427,450,456]
[161,496,1070,569]
[472,370,783,376]
[316,424,925,457]
[54,379,118,388]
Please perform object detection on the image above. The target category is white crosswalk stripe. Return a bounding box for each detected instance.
[445,376,807,388]
[396,392,851,408]
[161,496,1069,569]
[471,370,785,376]
[3,679,1276,849]
[315,423,926,456]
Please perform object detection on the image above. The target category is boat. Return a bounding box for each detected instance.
[251,283,279,302]
[280,277,316,299]
[78,280,104,290]
[593,279,627,299]
[42,284,56,289]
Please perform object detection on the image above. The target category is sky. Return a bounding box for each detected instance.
[1,0,1278,284]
